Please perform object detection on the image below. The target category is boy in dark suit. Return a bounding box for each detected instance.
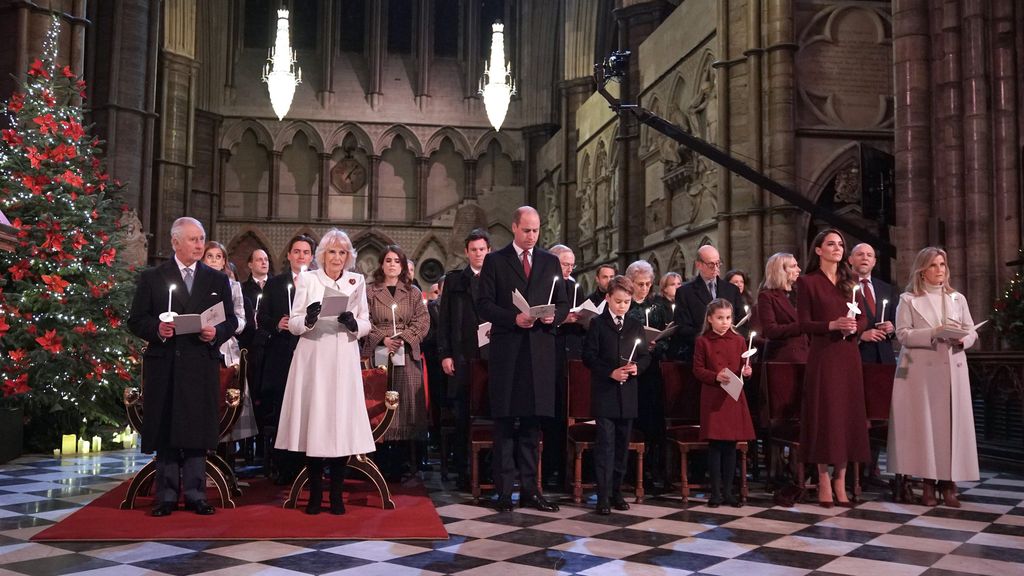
[583,276,651,514]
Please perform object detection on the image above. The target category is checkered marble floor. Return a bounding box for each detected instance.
[2,451,1023,576]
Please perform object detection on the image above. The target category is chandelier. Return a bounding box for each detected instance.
[262,9,302,121]
[479,22,516,131]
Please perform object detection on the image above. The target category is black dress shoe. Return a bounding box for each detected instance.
[611,495,630,511]
[520,493,560,512]
[596,500,611,515]
[150,503,175,517]
[494,496,514,512]
[184,500,216,515]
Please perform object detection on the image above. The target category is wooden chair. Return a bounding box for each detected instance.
[661,361,748,503]
[284,365,400,510]
[862,362,897,497]
[468,359,544,503]
[120,350,247,510]
[565,360,645,504]
[761,362,805,490]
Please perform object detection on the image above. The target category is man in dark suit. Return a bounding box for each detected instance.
[546,244,583,489]
[849,243,897,364]
[586,264,617,306]
[438,229,491,484]
[255,235,314,482]
[477,207,569,512]
[672,244,743,361]
[237,248,269,462]
[128,217,237,517]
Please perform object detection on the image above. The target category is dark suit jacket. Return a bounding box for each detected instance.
[672,275,743,361]
[477,244,569,418]
[755,288,809,363]
[128,259,237,453]
[557,278,586,360]
[858,276,898,364]
[237,277,263,348]
[438,266,483,363]
[583,310,651,419]
[255,271,300,400]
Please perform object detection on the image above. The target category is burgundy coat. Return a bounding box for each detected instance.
[756,288,809,363]
[795,270,870,465]
[692,330,755,441]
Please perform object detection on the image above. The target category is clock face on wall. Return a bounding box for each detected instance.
[331,157,366,194]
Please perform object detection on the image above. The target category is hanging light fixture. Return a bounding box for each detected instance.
[480,22,516,131]
[262,8,302,121]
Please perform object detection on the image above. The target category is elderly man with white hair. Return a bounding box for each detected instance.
[671,244,743,362]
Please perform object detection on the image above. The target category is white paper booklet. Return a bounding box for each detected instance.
[374,344,406,367]
[935,319,988,341]
[174,302,227,335]
[721,368,744,402]
[570,299,605,328]
[512,289,556,319]
[477,322,492,347]
[643,322,678,343]
[320,286,351,317]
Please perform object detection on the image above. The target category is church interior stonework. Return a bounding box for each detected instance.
[1,0,1019,306]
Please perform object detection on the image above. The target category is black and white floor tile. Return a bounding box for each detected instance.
[1,451,1023,575]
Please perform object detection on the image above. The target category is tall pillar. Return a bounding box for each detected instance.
[937,0,966,289]
[318,0,335,107]
[217,148,231,218]
[319,153,331,220]
[269,151,281,219]
[764,0,798,254]
[522,124,559,208]
[463,0,481,100]
[991,0,1021,284]
[614,0,673,267]
[893,0,933,275]
[368,0,385,109]
[559,77,595,251]
[417,157,429,222]
[415,0,432,108]
[962,0,994,320]
[368,155,381,222]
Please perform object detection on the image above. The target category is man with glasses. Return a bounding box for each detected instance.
[671,244,743,362]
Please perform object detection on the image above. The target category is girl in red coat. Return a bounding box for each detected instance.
[693,299,755,507]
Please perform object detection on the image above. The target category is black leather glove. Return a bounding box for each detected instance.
[338,311,358,332]
[304,302,321,328]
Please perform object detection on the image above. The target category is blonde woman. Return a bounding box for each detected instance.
[755,253,808,363]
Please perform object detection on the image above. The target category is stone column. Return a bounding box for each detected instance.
[764,0,798,255]
[613,0,673,267]
[415,0,432,108]
[417,156,430,222]
[991,0,1021,286]
[463,0,481,100]
[937,0,966,288]
[269,150,281,219]
[522,124,559,208]
[368,0,385,109]
[319,153,331,220]
[368,155,381,222]
[217,148,231,218]
[319,0,335,106]
[962,0,994,318]
[893,0,933,275]
[559,77,594,251]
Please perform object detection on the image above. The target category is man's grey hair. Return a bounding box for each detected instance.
[170,217,204,240]
[549,244,573,257]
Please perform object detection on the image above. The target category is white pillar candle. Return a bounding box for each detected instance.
[880,298,888,320]
[391,303,398,336]
[167,284,176,315]
[547,276,558,305]
[573,283,579,308]
[287,284,293,310]
[645,308,650,326]
[849,283,859,306]
[627,338,641,364]
[747,330,756,353]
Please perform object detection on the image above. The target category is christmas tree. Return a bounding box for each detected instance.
[993,249,1024,350]
[0,16,142,451]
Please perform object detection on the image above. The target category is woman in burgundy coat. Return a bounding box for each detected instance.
[756,252,809,363]
[796,229,869,508]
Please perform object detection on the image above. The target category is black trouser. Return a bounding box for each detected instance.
[594,417,631,502]
[154,448,206,505]
[492,416,541,498]
[707,440,738,502]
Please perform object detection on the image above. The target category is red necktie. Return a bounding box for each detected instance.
[522,250,531,279]
[861,279,876,316]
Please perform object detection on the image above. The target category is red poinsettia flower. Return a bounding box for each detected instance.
[7,92,24,113]
[58,170,83,189]
[35,329,62,354]
[73,320,98,335]
[8,349,27,364]
[70,232,87,251]
[42,231,64,252]
[25,146,46,169]
[99,247,116,265]
[41,274,70,295]
[41,90,56,107]
[8,260,30,281]
[88,281,108,298]
[61,120,85,141]
[25,324,37,336]
[76,80,87,99]
[20,174,43,195]
[97,231,109,243]
[28,59,49,78]
[49,144,77,162]
[0,315,8,339]
[1,129,22,147]
[62,65,75,78]
[2,373,30,397]
[33,114,57,135]
[104,307,121,328]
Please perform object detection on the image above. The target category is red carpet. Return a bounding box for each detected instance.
[32,477,449,541]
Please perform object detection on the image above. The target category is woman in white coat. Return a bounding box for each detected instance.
[887,247,979,508]
[275,229,376,515]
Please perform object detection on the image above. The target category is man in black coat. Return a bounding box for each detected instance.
[585,264,617,306]
[255,235,314,482]
[477,207,569,512]
[128,217,237,517]
[238,249,269,420]
[672,244,743,362]
[849,243,897,364]
[438,229,491,484]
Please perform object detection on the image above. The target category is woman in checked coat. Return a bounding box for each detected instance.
[362,245,431,480]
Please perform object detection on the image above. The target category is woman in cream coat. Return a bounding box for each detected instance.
[887,247,979,508]
[276,229,376,515]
